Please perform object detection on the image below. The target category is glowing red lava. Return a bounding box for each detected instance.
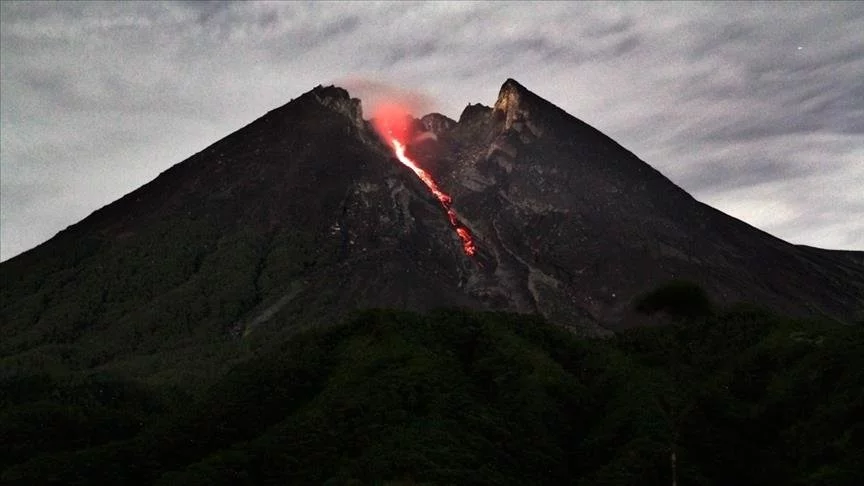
[372,103,476,257]
[391,139,476,256]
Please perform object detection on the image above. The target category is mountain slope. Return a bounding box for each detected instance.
[1,85,481,368]
[1,79,862,374]
[427,79,864,327]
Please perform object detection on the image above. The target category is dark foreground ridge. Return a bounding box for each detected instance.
[2,308,862,484]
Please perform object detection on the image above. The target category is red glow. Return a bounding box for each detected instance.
[371,102,413,145]
[372,102,476,257]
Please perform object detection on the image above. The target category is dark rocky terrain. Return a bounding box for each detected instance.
[423,79,864,330]
[3,79,861,353]
[2,79,863,485]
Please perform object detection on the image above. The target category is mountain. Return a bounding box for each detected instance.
[1,79,862,368]
[2,78,864,485]
[429,79,864,328]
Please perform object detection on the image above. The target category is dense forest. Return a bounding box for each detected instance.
[2,287,862,485]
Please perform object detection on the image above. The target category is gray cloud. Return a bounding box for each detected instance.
[1,1,863,260]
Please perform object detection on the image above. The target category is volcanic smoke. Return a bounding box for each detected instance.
[372,103,477,257]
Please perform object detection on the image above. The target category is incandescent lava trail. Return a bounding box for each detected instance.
[372,103,476,257]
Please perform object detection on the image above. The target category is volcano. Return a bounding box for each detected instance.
[1,79,862,360]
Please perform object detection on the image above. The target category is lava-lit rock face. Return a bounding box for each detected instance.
[2,80,862,357]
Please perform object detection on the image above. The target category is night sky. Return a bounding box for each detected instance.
[2,1,862,261]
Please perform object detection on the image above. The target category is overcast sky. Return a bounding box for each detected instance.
[1,1,862,261]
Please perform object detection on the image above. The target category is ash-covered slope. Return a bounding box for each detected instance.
[420,79,864,328]
[1,80,862,366]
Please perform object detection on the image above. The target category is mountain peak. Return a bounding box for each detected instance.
[493,78,528,116]
[500,78,529,95]
[306,84,365,129]
[2,77,862,370]
[310,84,351,100]
[492,78,546,136]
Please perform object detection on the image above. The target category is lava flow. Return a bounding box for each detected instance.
[391,139,476,256]
[372,103,476,257]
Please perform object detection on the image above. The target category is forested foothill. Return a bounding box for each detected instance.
[2,284,861,485]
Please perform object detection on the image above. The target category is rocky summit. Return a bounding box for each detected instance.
[1,79,862,361]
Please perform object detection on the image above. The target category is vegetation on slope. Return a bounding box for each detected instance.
[2,302,862,485]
